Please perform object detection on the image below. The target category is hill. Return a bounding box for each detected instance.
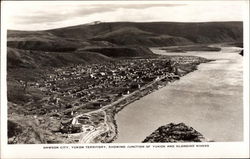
[7,30,117,52]
[47,21,243,46]
[7,47,113,69]
[8,21,243,51]
[81,45,156,58]
[91,27,193,46]
[7,21,243,69]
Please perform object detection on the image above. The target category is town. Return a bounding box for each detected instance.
[10,56,209,143]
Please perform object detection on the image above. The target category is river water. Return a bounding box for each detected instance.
[114,47,243,143]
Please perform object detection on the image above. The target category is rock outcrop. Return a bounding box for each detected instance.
[142,123,207,143]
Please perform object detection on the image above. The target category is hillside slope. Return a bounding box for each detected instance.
[91,27,193,46]
[8,21,243,50]
[47,21,243,46]
[7,47,113,69]
[81,45,156,58]
[7,21,243,69]
[7,30,117,52]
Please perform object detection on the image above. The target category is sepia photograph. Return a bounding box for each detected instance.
[1,0,249,158]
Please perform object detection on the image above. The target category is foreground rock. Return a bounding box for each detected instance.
[142,123,207,143]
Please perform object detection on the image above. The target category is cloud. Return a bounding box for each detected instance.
[15,7,115,24]
[10,3,186,24]
[5,1,244,30]
[103,4,186,9]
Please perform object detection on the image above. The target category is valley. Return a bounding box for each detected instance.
[7,21,243,144]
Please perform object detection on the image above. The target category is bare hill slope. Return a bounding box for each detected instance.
[47,21,243,45]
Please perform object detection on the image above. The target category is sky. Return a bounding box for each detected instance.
[2,1,247,31]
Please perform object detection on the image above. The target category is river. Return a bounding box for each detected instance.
[114,47,243,143]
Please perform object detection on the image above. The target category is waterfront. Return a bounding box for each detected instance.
[8,48,208,144]
[114,47,243,143]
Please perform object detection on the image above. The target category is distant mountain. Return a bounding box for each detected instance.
[7,21,243,68]
[91,26,193,46]
[47,21,243,45]
[8,21,243,50]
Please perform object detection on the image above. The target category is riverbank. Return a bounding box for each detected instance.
[7,55,210,144]
[66,56,211,143]
[114,47,243,143]
[157,45,221,53]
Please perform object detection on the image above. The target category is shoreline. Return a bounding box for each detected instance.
[7,55,212,144]
[111,62,200,143]
[70,57,211,144]
[113,49,243,143]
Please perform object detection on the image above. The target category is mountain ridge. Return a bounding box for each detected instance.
[8,21,243,45]
[7,21,243,68]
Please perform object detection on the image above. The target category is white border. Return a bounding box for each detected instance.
[1,1,249,158]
